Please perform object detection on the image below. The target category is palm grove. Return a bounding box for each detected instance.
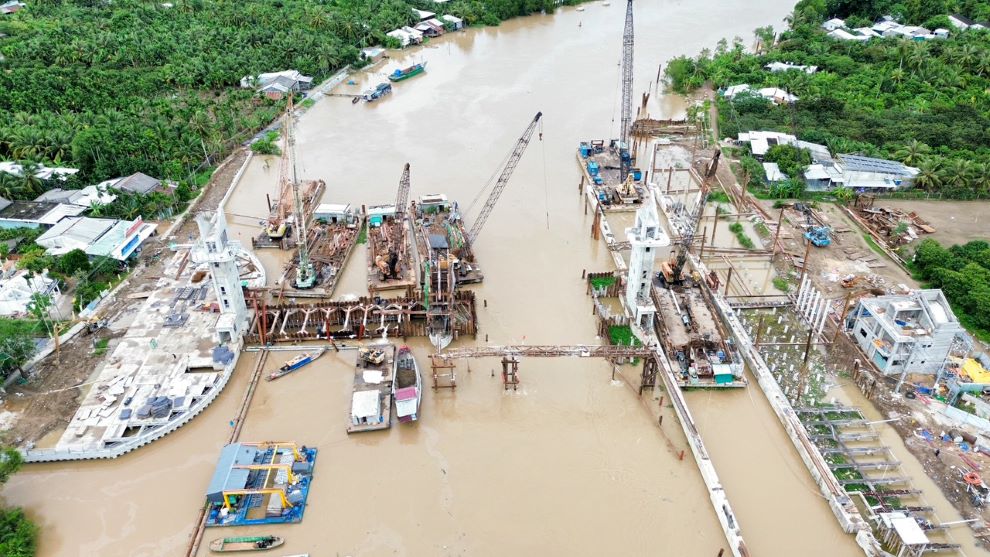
[665,0,990,199]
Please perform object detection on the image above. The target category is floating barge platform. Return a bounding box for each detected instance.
[348,344,395,433]
[280,203,363,298]
[252,179,325,250]
[411,194,483,286]
[205,442,318,528]
[366,204,417,292]
[576,140,647,212]
[652,277,747,389]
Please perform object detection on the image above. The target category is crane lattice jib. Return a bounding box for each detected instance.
[395,163,410,216]
[671,151,721,280]
[619,0,634,146]
[466,111,543,246]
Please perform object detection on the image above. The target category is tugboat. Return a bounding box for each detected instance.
[393,346,422,423]
[388,62,427,82]
[267,348,327,381]
[209,535,284,552]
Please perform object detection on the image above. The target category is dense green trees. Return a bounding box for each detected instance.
[0,446,35,557]
[0,0,556,191]
[667,1,990,199]
[913,238,990,337]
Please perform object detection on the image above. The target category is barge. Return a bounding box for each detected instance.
[652,275,747,389]
[411,194,483,287]
[348,344,395,433]
[367,204,416,292]
[388,62,426,82]
[281,203,363,297]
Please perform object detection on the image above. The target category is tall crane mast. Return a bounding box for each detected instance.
[668,150,720,282]
[619,0,635,180]
[465,111,543,246]
[395,162,411,217]
[286,95,316,289]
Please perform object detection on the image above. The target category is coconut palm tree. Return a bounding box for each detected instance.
[895,139,931,166]
[940,159,974,192]
[915,159,943,192]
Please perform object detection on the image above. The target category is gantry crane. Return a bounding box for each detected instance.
[619,0,635,181]
[395,162,411,218]
[663,150,721,284]
[465,111,543,247]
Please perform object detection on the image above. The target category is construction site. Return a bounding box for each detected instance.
[366,164,417,292]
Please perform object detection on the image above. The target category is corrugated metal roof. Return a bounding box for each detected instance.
[205,443,258,499]
[838,154,916,176]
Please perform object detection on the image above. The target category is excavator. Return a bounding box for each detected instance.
[660,151,721,284]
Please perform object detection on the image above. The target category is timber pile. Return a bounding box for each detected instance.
[856,206,935,246]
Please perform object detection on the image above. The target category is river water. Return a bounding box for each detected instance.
[0,1,878,555]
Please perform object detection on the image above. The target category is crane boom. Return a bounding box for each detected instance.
[466,111,543,245]
[395,163,410,216]
[669,150,720,282]
[619,0,634,150]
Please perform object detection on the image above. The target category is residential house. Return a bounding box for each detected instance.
[413,8,435,21]
[0,161,79,181]
[765,62,817,74]
[948,14,988,31]
[239,70,313,100]
[762,162,787,183]
[821,18,845,31]
[442,14,464,30]
[837,154,919,190]
[0,269,60,317]
[36,216,157,261]
[113,172,177,197]
[722,84,798,105]
[386,26,424,47]
[828,28,870,41]
[415,18,446,37]
[846,289,965,377]
[33,185,115,208]
[0,198,86,229]
[360,46,385,62]
[0,1,25,15]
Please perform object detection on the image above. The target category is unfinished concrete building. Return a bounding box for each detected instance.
[846,289,964,376]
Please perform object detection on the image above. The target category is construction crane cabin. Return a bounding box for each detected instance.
[575,0,647,211]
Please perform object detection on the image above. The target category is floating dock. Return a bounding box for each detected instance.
[204,442,318,528]
[348,344,395,433]
[366,204,417,292]
[411,194,483,286]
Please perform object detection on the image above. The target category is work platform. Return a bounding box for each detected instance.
[205,442,318,528]
[576,143,647,212]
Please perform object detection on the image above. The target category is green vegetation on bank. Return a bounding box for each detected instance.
[666,0,990,199]
[0,0,566,188]
[0,446,36,557]
[729,222,756,249]
[913,238,990,341]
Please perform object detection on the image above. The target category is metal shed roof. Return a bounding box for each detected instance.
[205,443,258,500]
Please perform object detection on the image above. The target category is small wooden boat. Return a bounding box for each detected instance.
[393,346,422,423]
[267,348,326,381]
[209,535,284,552]
[388,62,426,82]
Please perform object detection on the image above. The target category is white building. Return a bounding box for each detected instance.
[828,28,870,41]
[0,198,87,230]
[837,154,919,190]
[846,290,965,377]
[762,162,786,183]
[239,70,313,93]
[33,184,116,208]
[765,62,817,74]
[0,269,60,317]
[192,211,248,344]
[442,14,464,30]
[722,85,798,105]
[822,18,845,31]
[0,161,79,181]
[36,216,158,260]
[948,14,987,31]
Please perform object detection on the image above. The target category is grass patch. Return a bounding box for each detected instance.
[93,338,109,356]
[754,221,770,238]
[862,234,886,257]
[729,222,755,249]
[301,98,316,109]
[608,325,641,347]
[0,318,52,337]
[590,275,617,289]
[356,223,367,244]
[707,190,730,204]
[772,276,790,292]
[251,130,281,155]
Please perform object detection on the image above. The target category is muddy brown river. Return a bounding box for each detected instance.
[0,2,897,555]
